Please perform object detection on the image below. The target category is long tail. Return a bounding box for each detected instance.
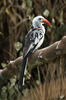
[18,56,28,93]
[18,48,34,93]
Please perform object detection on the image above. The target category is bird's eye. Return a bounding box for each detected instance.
[39,18,41,20]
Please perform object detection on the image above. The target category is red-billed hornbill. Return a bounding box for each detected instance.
[18,16,51,93]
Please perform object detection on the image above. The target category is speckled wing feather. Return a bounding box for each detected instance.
[23,28,44,57]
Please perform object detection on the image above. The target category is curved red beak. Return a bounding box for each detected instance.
[42,19,52,27]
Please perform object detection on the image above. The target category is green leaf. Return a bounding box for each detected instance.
[14,42,22,52]
[1,63,7,68]
[43,9,49,17]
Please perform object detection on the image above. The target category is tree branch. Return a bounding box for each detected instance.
[0,36,66,87]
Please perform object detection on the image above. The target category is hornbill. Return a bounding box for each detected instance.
[18,16,52,93]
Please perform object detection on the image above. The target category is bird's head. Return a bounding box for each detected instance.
[32,16,52,28]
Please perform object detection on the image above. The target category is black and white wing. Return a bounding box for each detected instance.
[23,28,44,58]
[18,28,45,92]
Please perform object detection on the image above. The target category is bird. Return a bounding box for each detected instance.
[18,15,52,93]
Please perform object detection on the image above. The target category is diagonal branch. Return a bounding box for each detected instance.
[0,36,66,87]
